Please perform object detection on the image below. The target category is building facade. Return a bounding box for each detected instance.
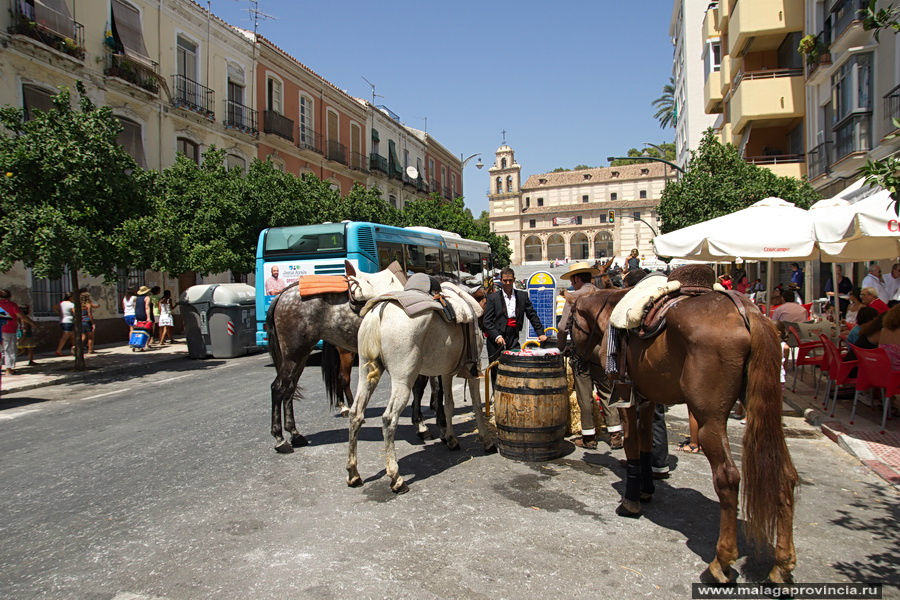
[671,0,719,167]
[703,0,808,179]
[487,146,673,265]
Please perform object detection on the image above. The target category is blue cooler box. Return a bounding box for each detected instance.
[129,330,150,349]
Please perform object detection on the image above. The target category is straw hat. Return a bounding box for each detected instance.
[137,285,151,295]
[560,261,600,280]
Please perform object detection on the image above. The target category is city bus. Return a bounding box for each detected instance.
[255,221,493,346]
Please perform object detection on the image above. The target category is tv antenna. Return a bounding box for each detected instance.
[230,0,276,37]
[361,76,383,105]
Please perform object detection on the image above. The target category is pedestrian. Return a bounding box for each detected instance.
[789,262,804,290]
[482,267,548,388]
[625,248,640,273]
[54,292,76,356]
[80,292,95,354]
[17,304,37,366]
[0,289,35,375]
[651,403,670,477]
[861,262,889,303]
[122,287,137,337]
[149,285,161,344]
[157,290,174,345]
[134,285,152,324]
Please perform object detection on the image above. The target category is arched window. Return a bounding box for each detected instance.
[22,84,55,121]
[495,176,502,194]
[570,233,589,260]
[524,236,542,262]
[501,158,507,168]
[226,154,246,172]
[594,231,613,259]
[547,234,565,261]
[506,175,513,192]
[176,137,199,164]
[116,116,146,167]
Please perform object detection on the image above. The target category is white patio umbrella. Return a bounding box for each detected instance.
[653,197,818,309]
[812,189,900,261]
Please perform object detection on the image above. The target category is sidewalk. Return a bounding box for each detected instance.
[0,339,189,396]
[783,367,900,487]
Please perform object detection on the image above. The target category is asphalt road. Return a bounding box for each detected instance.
[0,352,897,599]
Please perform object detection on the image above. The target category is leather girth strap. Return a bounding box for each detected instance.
[717,289,751,332]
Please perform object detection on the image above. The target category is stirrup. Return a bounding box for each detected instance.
[609,382,635,409]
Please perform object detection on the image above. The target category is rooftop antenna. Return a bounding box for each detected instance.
[245,0,276,37]
[361,76,383,106]
[421,116,427,134]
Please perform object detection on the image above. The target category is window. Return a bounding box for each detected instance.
[495,177,502,194]
[600,213,607,223]
[833,53,872,123]
[611,171,620,178]
[378,242,404,270]
[537,197,544,207]
[389,194,397,208]
[226,154,246,171]
[350,123,361,167]
[177,137,199,164]
[403,148,410,169]
[501,158,507,168]
[506,175,513,192]
[576,216,583,225]
[30,267,71,317]
[116,116,146,167]
[583,174,592,180]
[428,158,434,179]
[326,109,338,143]
[525,197,530,207]
[529,219,536,228]
[639,190,647,199]
[111,0,150,63]
[582,195,589,203]
[22,84,55,121]
[633,211,641,221]
[610,192,617,200]
[371,129,380,155]
[267,77,283,113]
[703,40,721,79]
[299,94,314,143]
[226,63,247,128]
[640,168,649,175]
[176,35,198,82]
[441,166,447,187]
[115,267,145,314]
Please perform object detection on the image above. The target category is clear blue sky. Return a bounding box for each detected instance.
[209,0,676,216]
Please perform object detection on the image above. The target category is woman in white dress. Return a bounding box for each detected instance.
[157,290,175,345]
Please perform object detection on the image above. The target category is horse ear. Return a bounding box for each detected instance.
[345,260,356,277]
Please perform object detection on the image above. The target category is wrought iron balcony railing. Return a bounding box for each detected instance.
[105,52,159,94]
[349,151,368,172]
[263,110,294,141]
[297,127,322,154]
[884,83,900,130]
[326,140,347,165]
[370,153,388,173]
[224,99,257,135]
[172,74,214,119]
[807,142,832,180]
[8,0,85,60]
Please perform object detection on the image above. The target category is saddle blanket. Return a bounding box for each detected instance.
[359,281,483,324]
[609,275,680,330]
[297,275,349,297]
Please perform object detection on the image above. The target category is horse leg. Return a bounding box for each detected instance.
[769,487,797,583]
[383,374,417,493]
[282,353,310,448]
[270,354,306,453]
[410,374,431,439]
[338,350,355,417]
[615,405,642,518]
[467,373,497,453]
[432,376,446,431]
[698,417,741,584]
[439,374,461,450]
[346,357,382,488]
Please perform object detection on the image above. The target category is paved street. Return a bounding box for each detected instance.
[0,352,898,599]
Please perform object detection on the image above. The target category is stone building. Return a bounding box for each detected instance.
[487,145,674,266]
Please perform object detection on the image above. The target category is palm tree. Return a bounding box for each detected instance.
[652,77,676,129]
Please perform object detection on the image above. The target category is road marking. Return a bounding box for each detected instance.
[0,407,41,421]
[158,374,192,384]
[81,388,131,401]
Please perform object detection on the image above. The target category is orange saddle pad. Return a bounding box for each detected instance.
[298,275,349,297]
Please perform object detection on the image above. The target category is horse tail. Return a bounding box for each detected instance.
[358,303,383,382]
[266,292,282,369]
[321,341,344,409]
[741,311,798,548]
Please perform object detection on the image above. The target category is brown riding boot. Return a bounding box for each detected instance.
[609,431,624,450]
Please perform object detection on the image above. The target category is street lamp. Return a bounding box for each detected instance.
[606,154,685,175]
[460,153,484,169]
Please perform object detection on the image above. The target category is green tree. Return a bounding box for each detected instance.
[401,195,477,237]
[551,167,570,172]
[657,130,819,233]
[652,77,676,129]
[862,0,900,40]
[0,82,152,369]
[329,183,401,226]
[474,210,512,268]
[609,142,676,166]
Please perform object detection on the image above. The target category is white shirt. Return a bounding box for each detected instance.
[862,273,890,303]
[502,290,516,318]
[123,296,136,317]
[59,300,75,324]
[887,274,900,301]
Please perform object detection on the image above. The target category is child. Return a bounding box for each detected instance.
[17,304,36,366]
[157,290,174,345]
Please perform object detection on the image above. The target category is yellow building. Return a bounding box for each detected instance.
[704,0,808,179]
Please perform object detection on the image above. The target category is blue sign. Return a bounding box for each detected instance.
[526,271,557,339]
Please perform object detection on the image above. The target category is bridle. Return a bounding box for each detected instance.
[565,297,604,377]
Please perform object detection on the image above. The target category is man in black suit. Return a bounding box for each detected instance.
[483,268,548,383]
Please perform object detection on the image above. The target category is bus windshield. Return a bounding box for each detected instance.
[264,224,346,257]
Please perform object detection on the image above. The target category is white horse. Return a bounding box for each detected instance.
[346,287,496,493]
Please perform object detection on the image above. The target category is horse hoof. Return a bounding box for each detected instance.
[701,560,737,585]
[340,407,350,418]
[640,491,653,503]
[444,438,461,451]
[290,433,308,448]
[347,475,363,488]
[274,440,294,454]
[392,481,409,494]
[483,443,498,454]
[767,565,794,585]
[615,500,642,518]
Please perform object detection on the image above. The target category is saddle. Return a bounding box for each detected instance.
[297,275,349,297]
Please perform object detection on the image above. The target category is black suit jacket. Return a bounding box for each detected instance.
[483,288,545,342]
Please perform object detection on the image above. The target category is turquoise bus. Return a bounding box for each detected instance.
[255,221,493,346]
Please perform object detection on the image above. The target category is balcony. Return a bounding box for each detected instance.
[718,0,729,31]
[429,179,439,193]
[884,84,900,137]
[833,112,872,164]
[807,141,832,180]
[369,153,388,174]
[349,152,368,172]
[745,154,806,179]
[172,74,214,120]
[105,52,159,95]
[720,54,732,96]
[223,99,257,135]
[8,0,85,60]
[728,0,803,58]
[442,186,453,200]
[325,140,347,165]
[415,176,427,192]
[703,4,720,38]
[297,127,322,154]
[730,68,804,134]
[263,110,294,141]
[830,0,868,51]
[805,30,833,81]
[705,70,723,113]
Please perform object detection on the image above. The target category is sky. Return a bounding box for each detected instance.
[207,0,677,216]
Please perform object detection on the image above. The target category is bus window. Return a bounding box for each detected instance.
[441,250,459,277]
[424,246,440,274]
[378,242,404,271]
[405,244,427,273]
[460,250,483,277]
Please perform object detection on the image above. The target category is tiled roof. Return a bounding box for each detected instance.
[521,162,673,189]
[520,199,659,215]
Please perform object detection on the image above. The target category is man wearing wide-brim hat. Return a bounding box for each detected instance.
[558,262,623,450]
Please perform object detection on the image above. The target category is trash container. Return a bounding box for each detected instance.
[180,283,257,359]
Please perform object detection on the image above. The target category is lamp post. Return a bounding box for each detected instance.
[606,155,685,175]
[460,153,484,169]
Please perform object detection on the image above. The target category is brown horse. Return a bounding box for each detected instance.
[567,285,797,584]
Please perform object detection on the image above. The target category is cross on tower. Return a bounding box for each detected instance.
[501,129,507,145]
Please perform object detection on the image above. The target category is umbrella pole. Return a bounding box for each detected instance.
[832,262,841,344]
[765,259,774,317]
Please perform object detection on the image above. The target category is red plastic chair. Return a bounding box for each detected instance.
[818,334,856,417]
[801,303,813,319]
[788,326,824,396]
[848,344,899,433]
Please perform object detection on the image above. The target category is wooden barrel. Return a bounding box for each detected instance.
[494,352,568,461]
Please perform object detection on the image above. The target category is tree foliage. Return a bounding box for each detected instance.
[652,77,676,129]
[657,130,819,233]
[609,143,676,166]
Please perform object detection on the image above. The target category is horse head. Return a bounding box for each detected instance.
[567,289,627,371]
[346,260,406,302]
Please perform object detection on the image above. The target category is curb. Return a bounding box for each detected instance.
[1,352,187,395]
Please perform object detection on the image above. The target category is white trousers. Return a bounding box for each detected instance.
[1,333,16,370]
